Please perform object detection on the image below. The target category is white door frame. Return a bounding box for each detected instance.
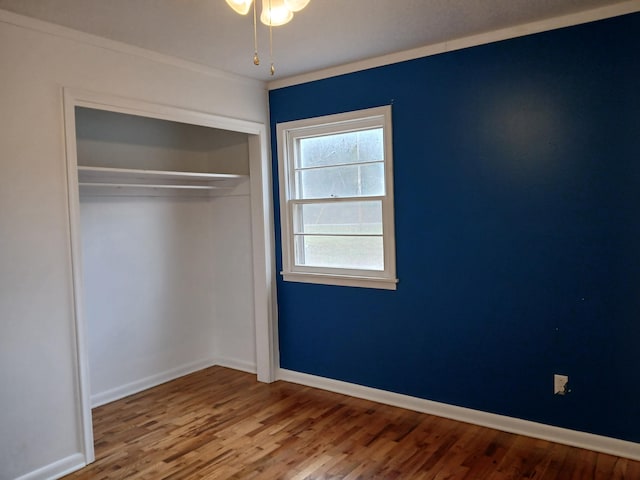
[62,88,279,464]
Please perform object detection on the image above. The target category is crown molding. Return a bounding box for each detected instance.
[268,1,640,90]
[0,8,265,89]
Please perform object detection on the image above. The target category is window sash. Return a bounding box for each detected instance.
[293,159,383,173]
[289,196,384,204]
[290,198,384,235]
[287,198,390,275]
[293,141,385,199]
[293,234,385,271]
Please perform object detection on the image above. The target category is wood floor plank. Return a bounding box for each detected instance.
[63,366,639,479]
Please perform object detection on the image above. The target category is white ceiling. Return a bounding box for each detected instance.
[0,0,635,82]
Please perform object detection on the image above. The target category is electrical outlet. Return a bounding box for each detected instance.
[554,374,569,395]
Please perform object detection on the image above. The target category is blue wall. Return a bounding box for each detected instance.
[269,13,640,443]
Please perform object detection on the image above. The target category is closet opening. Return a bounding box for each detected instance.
[63,89,277,465]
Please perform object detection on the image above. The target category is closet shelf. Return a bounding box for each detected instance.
[78,165,247,184]
[77,166,248,196]
[78,182,225,190]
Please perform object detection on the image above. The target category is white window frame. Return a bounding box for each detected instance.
[276,106,398,290]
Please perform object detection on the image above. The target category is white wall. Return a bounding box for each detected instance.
[0,11,268,480]
[82,198,214,404]
[210,193,256,369]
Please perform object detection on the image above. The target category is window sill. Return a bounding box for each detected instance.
[281,271,398,290]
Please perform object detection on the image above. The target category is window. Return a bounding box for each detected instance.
[276,106,397,289]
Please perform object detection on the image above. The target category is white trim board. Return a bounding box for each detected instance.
[92,358,257,407]
[277,368,640,462]
[214,356,258,375]
[268,1,640,90]
[3,2,637,93]
[14,453,85,480]
[91,358,218,408]
[63,88,278,471]
[0,9,262,88]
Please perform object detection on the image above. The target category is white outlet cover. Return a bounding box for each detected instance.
[554,374,569,394]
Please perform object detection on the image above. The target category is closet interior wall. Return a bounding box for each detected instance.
[75,107,256,407]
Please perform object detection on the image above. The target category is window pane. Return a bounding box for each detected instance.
[295,235,384,270]
[293,201,382,234]
[295,163,384,199]
[298,128,383,168]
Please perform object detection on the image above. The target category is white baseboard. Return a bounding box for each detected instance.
[277,368,640,461]
[91,358,218,407]
[214,356,257,374]
[29,359,253,480]
[14,453,85,480]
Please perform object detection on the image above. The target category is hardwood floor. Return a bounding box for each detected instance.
[63,366,639,479]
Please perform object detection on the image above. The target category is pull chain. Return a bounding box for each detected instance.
[269,21,275,75]
[269,0,275,75]
[252,0,260,65]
